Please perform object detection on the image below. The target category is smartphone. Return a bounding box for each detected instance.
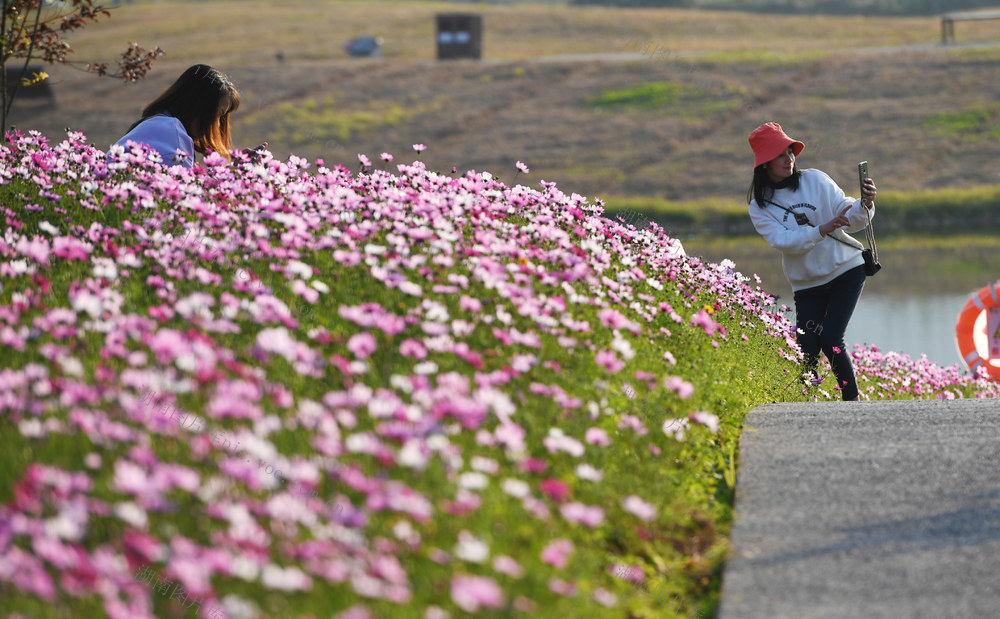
[858,161,869,197]
[250,142,268,162]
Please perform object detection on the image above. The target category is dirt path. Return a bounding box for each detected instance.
[722,398,1000,618]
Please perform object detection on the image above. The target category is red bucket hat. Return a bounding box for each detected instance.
[748,122,805,169]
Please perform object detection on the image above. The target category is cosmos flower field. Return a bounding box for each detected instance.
[1,130,997,618]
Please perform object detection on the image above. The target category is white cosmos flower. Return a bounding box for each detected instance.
[287,260,313,279]
[502,478,530,499]
[261,564,312,591]
[454,530,489,563]
[575,464,604,482]
[114,501,148,528]
[458,472,488,490]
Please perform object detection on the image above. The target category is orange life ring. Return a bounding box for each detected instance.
[955,282,1000,381]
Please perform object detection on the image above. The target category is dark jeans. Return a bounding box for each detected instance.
[794,265,866,401]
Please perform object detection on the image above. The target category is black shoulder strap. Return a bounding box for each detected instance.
[757,200,798,234]
[764,199,869,252]
[762,199,796,217]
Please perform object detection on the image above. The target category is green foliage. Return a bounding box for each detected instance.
[604,183,1000,238]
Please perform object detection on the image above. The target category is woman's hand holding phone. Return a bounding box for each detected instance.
[858,161,876,209]
[861,178,877,209]
[242,142,268,162]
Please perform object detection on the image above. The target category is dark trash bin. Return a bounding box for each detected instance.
[345,36,383,58]
[436,13,482,60]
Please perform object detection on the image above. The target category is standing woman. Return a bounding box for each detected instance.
[746,122,877,401]
[113,64,240,167]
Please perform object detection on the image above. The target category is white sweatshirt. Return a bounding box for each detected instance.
[113,115,195,168]
[748,168,875,291]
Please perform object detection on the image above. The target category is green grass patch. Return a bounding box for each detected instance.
[696,48,827,66]
[585,81,747,119]
[924,104,1000,141]
[587,82,690,110]
[267,94,447,147]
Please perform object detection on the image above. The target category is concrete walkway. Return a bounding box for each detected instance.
[720,399,1000,619]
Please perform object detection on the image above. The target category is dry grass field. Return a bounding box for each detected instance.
[10,1,1000,205]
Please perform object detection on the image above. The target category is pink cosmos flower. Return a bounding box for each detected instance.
[51,236,91,261]
[516,161,530,174]
[256,327,299,359]
[541,539,574,569]
[596,308,623,328]
[585,427,611,446]
[434,396,489,430]
[398,338,427,359]
[291,279,320,304]
[559,502,604,526]
[203,151,228,166]
[412,144,427,153]
[664,375,694,399]
[339,605,376,619]
[16,235,51,266]
[495,422,527,453]
[689,410,720,433]
[538,478,570,501]
[1,548,55,600]
[594,587,617,607]
[358,153,372,167]
[690,309,722,336]
[611,563,644,583]
[459,295,482,312]
[451,574,504,612]
[622,495,656,522]
[519,458,547,474]
[148,328,189,364]
[347,332,377,360]
[595,349,625,373]
[493,555,525,578]
[549,578,577,596]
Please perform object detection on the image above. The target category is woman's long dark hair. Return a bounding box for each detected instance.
[130,64,240,161]
[747,163,801,207]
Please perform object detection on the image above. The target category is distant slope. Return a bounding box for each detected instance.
[9,2,1000,205]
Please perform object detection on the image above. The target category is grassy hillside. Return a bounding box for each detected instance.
[584,0,999,17]
[1,131,996,618]
[11,0,1000,212]
[64,1,937,63]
